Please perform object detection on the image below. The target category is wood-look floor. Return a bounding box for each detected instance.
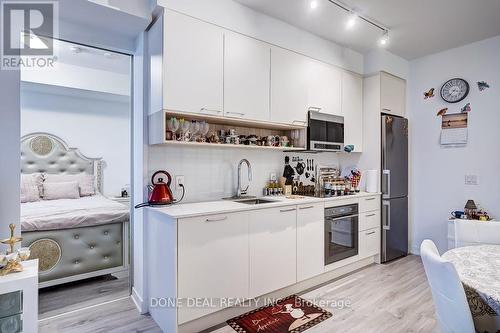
[39,274,129,319]
[39,255,439,333]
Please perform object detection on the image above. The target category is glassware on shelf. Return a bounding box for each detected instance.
[179,119,191,141]
[199,121,210,142]
[190,120,200,141]
[166,117,179,141]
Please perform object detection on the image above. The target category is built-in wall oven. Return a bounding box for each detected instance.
[324,203,359,265]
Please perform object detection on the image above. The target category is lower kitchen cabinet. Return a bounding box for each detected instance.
[249,206,297,297]
[359,227,380,259]
[297,203,324,281]
[178,212,250,299]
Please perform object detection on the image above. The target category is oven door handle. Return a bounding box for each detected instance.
[325,214,359,221]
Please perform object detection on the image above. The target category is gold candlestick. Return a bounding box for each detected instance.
[0,224,23,276]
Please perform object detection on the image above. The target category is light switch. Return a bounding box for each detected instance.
[465,175,478,185]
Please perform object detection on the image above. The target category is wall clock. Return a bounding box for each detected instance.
[440,78,469,103]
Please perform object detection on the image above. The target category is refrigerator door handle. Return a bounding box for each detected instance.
[382,200,391,230]
[382,169,391,199]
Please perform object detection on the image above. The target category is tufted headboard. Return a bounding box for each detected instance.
[20,133,103,193]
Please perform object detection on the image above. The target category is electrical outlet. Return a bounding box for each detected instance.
[175,175,185,190]
[465,175,478,185]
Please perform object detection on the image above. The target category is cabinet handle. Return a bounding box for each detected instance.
[382,108,392,112]
[299,206,314,210]
[200,107,222,114]
[365,213,376,217]
[292,120,307,125]
[226,111,246,117]
[365,197,376,201]
[280,208,296,213]
[366,231,376,235]
[308,106,322,112]
[205,216,228,222]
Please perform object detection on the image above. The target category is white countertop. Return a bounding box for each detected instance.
[147,191,380,219]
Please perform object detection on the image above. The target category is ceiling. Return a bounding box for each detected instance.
[235,0,500,60]
[52,39,131,74]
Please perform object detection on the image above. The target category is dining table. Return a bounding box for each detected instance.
[443,244,500,332]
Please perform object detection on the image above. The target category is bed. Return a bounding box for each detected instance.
[20,133,129,288]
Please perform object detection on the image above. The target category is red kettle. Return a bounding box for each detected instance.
[135,170,184,208]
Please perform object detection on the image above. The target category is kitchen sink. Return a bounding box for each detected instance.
[235,198,277,205]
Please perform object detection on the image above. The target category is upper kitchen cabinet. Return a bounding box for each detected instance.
[161,10,224,115]
[224,32,271,122]
[270,47,309,126]
[306,59,342,116]
[380,72,406,117]
[342,71,363,152]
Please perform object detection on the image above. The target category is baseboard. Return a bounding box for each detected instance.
[131,287,147,314]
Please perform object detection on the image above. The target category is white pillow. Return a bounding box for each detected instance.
[43,181,80,200]
[20,173,43,203]
[43,174,96,196]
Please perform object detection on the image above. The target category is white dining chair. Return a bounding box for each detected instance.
[420,239,475,333]
[455,220,500,248]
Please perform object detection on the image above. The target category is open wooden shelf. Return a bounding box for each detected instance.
[152,140,306,151]
[149,110,307,149]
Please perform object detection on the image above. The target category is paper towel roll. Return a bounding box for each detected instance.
[365,170,378,193]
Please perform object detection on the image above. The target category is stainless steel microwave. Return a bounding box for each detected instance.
[307,111,344,152]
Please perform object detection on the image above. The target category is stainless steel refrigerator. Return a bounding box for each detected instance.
[381,114,408,263]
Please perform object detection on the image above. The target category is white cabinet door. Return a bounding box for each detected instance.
[178,212,249,299]
[297,203,324,282]
[380,72,406,117]
[359,227,380,259]
[270,47,309,126]
[342,71,363,152]
[307,59,342,116]
[249,206,297,297]
[163,10,224,115]
[224,32,270,122]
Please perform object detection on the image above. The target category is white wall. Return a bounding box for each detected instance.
[409,35,500,253]
[157,0,364,74]
[149,146,361,203]
[21,83,130,197]
[364,49,409,79]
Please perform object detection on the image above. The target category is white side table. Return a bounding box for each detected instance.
[0,259,38,333]
[448,218,498,249]
[111,196,131,208]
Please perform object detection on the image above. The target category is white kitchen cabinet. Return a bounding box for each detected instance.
[178,212,249,300]
[359,195,380,213]
[163,10,224,115]
[270,47,309,126]
[249,206,297,297]
[297,203,324,282]
[342,71,363,152]
[359,227,380,259]
[380,72,406,117]
[224,32,270,122]
[359,210,380,232]
[307,59,342,116]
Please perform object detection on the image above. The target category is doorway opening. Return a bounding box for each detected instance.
[19,37,132,318]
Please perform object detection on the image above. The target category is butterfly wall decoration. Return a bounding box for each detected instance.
[461,102,471,113]
[436,108,448,116]
[477,81,490,91]
[424,88,435,99]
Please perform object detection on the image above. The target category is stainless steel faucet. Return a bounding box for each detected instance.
[236,159,252,198]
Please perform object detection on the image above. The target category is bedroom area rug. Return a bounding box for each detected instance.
[227,295,332,333]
